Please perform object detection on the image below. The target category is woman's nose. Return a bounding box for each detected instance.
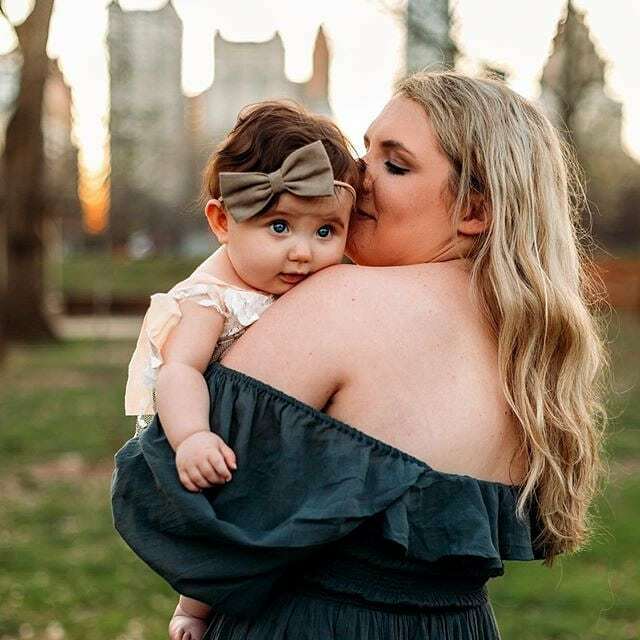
[357,157,372,194]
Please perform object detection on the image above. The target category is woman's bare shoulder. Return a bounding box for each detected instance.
[282,261,462,307]
[223,264,368,359]
[233,261,467,359]
[302,262,470,330]
[220,263,446,405]
[221,260,476,410]
[220,265,366,406]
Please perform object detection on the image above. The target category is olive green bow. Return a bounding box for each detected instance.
[219,140,338,222]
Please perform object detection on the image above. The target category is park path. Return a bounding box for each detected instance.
[52,314,142,340]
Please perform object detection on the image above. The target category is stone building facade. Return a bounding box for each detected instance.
[108,0,191,250]
[406,0,457,74]
[539,1,640,250]
[42,60,82,251]
[185,27,332,209]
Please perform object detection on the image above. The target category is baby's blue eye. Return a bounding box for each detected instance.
[317,225,333,238]
[270,220,289,234]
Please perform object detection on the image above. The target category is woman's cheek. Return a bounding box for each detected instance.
[346,221,375,264]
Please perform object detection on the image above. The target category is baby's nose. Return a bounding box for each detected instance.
[288,239,312,262]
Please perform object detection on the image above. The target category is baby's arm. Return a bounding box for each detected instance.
[155,299,237,491]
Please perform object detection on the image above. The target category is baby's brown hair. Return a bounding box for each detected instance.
[202,100,359,208]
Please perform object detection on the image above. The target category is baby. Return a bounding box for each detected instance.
[123,101,358,640]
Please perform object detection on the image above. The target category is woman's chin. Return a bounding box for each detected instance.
[344,243,361,265]
[345,238,375,266]
[346,214,382,265]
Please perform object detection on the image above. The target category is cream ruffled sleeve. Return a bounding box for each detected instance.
[123,277,228,420]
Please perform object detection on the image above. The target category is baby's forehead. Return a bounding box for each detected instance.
[270,192,351,220]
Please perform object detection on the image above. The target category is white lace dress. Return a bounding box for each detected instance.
[124,270,275,434]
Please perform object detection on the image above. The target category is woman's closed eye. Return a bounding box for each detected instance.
[384,160,409,176]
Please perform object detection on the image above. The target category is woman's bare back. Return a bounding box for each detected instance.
[223,261,528,487]
[324,262,527,485]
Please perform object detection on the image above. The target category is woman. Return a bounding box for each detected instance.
[112,72,607,639]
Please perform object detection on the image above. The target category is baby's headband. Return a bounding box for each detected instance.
[219,140,356,222]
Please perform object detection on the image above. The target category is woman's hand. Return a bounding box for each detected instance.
[175,431,237,492]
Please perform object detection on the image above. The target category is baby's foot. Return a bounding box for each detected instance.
[168,603,209,640]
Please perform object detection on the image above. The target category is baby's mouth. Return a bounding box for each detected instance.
[279,273,308,284]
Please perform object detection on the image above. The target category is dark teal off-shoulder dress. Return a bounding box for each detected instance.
[112,363,545,640]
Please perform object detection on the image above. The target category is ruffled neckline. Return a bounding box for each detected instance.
[113,360,546,617]
[208,363,525,492]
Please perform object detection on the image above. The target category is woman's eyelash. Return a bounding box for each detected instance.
[384,160,409,175]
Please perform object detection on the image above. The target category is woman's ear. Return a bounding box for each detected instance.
[457,193,491,236]
[205,199,230,244]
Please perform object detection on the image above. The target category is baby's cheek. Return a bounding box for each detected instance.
[325,243,347,267]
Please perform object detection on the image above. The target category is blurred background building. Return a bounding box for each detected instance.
[103,0,640,257]
[406,0,457,73]
[539,1,640,251]
[43,59,82,253]
[3,0,637,259]
[1,47,82,271]
[107,1,333,255]
[108,1,191,253]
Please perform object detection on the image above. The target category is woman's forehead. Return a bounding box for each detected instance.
[364,96,430,149]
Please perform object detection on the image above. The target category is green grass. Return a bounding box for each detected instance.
[0,339,175,640]
[61,254,206,298]
[0,313,638,639]
[490,478,640,639]
[605,312,640,461]
[0,477,176,640]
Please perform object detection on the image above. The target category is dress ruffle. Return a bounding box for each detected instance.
[112,363,545,620]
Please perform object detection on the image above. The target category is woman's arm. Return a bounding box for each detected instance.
[221,264,363,408]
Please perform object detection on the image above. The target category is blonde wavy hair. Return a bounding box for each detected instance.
[396,71,608,562]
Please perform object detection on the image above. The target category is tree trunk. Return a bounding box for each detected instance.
[2,0,56,342]
[0,156,7,360]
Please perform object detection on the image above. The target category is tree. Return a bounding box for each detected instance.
[0,0,56,346]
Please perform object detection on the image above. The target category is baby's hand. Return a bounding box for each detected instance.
[175,431,237,492]
[168,600,209,640]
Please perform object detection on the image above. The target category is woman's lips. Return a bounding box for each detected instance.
[279,273,307,284]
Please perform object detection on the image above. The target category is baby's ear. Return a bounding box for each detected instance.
[205,199,230,243]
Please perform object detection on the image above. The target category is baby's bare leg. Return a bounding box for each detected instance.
[168,595,211,640]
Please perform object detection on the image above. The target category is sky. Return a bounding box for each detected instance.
[1,0,639,225]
